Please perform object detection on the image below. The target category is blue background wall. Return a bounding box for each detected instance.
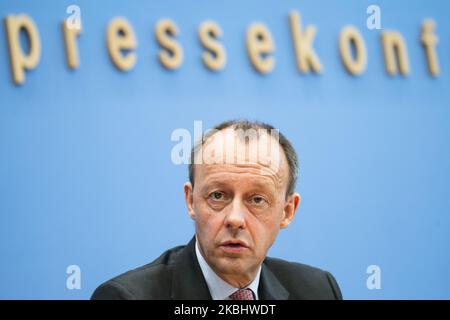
[1,0,449,299]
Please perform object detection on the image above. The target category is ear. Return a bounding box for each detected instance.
[184,182,196,220]
[280,192,301,229]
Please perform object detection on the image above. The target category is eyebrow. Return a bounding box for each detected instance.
[199,180,231,193]
[200,178,276,195]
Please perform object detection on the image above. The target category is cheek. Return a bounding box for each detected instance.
[193,202,223,238]
[251,210,283,246]
[198,215,222,233]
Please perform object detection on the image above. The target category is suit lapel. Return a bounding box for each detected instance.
[170,237,212,300]
[258,263,290,300]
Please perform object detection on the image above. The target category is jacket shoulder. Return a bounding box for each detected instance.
[264,257,343,300]
[91,245,185,300]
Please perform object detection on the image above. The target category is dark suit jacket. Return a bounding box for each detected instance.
[91,237,342,300]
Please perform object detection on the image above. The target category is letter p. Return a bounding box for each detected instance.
[5,14,41,85]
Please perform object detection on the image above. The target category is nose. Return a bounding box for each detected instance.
[224,198,247,231]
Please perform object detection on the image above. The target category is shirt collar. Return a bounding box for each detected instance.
[195,237,261,300]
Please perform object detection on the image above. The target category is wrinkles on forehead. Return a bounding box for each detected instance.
[195,128,285,171]
[198,163,285,193]
[193,129,290,194]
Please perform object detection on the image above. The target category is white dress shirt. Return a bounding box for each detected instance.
[195,238,262,300]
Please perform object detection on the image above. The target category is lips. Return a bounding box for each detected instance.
[219,240,249,253]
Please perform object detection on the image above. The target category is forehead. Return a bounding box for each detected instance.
[193,128,289,190]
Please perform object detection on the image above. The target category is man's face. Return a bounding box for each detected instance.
[184,128,300,285]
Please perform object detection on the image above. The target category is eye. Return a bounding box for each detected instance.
[209,191,225,201]
[251,195,266,205]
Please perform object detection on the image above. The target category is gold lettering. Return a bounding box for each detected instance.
[289,10,322,74]
[339,26,367,75]
[198,21,226,71]
[106,17,137,71]
[62,20,81,69]
[5,14,41,85]
[246,23,275,74]
[381,31,410,76]
[421,19,439,76]
[155,19,183,70]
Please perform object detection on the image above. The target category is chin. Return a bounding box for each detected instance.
[214,258,249,275]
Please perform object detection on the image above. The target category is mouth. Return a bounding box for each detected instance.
[219,240,249,253]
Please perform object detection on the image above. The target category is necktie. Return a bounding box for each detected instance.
[229,288,255,300]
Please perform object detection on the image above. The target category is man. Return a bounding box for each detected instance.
[91,119,342,300]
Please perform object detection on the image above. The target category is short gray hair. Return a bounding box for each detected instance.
[189,119,299,198]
